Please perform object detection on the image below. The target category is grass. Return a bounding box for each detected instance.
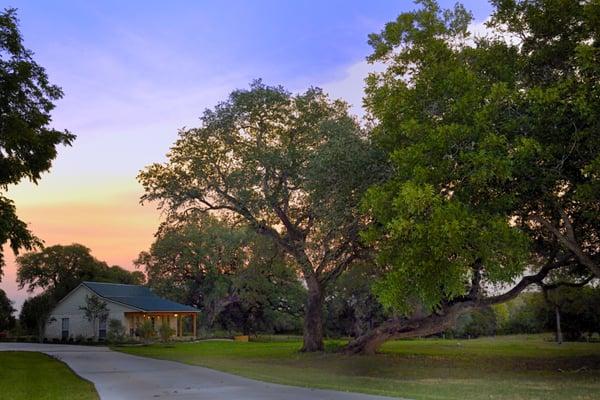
[115,334,600,400]
[0,352,99,400]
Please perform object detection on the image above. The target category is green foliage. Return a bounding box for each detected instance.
[543,286,600,341]
[486,0,600,277]
[324,263,389,338]
[17,244,145,300]
[0,9,75,277]
[18,292,55,340]
[138,80,386,349]
[491,288,600,340]
[138,81,382,254]
[137,215,305,335]
[80,295,108,323]
[158,322,175,343]
[80,294,108,341]
[223,251,305,335]
[500,293,546,335]
[0,288,15,331]
[136,320,155,344]
[107,319,126,343]
[136,216,249,312]
[361,0,600,315]
[361,0,532,313]
[365,181,529,312]
[460,307,498,338]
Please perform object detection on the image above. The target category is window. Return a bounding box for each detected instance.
[98,315,107,340]
[61,318,69,340]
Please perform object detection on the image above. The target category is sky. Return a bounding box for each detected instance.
[1,0,493,310]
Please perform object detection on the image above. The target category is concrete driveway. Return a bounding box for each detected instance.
[0,343,399,400]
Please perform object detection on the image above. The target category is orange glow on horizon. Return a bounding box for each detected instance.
[1,179,162,308]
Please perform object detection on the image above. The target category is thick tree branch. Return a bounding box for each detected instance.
[320,251,360,287]
[531,214,600,278]
[540,275,593,291]
[344,254,573,355]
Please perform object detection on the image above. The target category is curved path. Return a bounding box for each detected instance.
[0,343,400,400]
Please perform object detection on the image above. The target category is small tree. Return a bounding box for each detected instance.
[136,320,155,344]
[19,293,55,342]
[107,319,126,343]
[80,294,108,341]
[0,289,16,332]
[158,322,175,343]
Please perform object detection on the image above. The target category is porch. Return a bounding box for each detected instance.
[124,312,198,339]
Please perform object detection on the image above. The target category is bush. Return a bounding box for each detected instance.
[463,307,498,338]
[136,320,155,344]
[107,319,126,343]
[158,322,175,343]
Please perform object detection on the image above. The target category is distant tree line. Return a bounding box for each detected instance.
[447,287,600,342]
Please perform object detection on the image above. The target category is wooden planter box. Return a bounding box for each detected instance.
[234,335,249,342]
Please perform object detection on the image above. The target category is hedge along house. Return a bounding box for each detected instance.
[45,281,200,341]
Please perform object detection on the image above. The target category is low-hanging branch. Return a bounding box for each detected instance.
[343,254,576,355]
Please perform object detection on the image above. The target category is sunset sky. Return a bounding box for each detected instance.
[1,0,492,309]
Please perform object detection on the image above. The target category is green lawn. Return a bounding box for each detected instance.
[0,352,99,400]
[115,335,600,400]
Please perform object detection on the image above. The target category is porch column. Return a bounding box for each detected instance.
[192,313,197,338]
[178,315,182,337]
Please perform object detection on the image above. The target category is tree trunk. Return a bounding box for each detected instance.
[343,304,471,355]
[301,276,325,352]
[555,306,563,344]
[37,321,44,343]
[93,317,98,342]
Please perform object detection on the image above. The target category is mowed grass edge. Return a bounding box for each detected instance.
[115,335,600,400]
[0,351,99,400]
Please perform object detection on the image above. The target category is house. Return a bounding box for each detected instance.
[44,281,200,341]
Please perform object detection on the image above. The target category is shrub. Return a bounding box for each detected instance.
[107,319,126,343]
[158,322,175,343]
[136,320,155,344]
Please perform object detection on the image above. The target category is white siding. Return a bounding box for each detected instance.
[44,285,139,340]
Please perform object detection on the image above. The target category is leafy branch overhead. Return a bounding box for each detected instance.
[0,8,75,278]
[343,0,600,354]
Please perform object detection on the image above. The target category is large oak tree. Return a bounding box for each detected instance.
[343,0,599,354]
[139,81,385,351]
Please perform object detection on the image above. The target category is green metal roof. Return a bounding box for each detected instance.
[83,281,199,313]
